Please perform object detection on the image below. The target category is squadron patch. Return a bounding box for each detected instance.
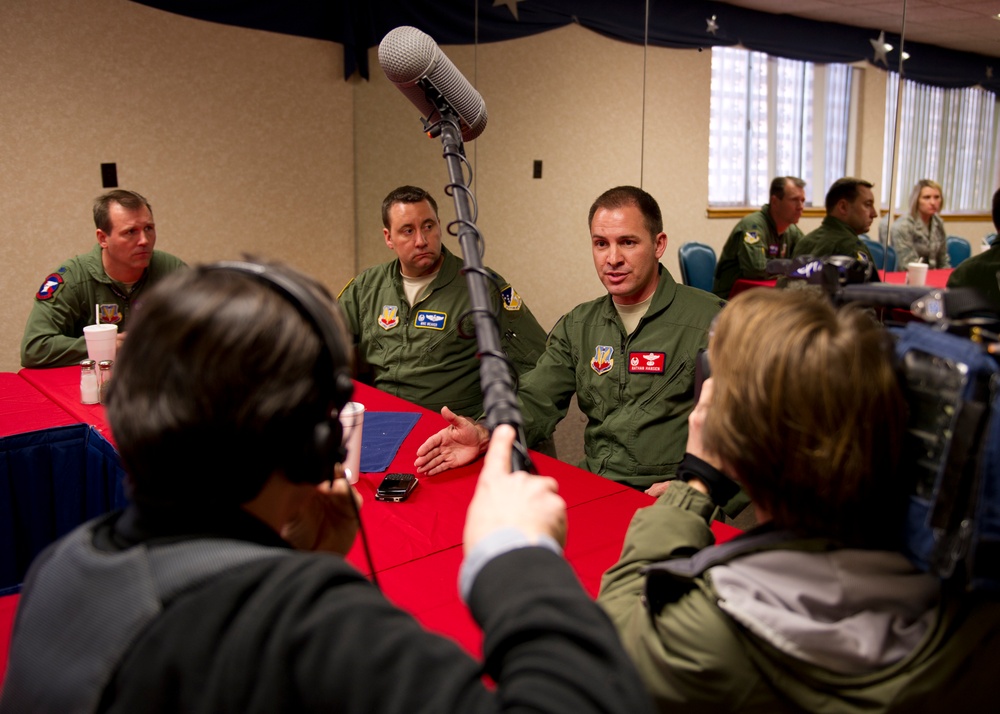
[628,351,665,374]
[743,231,760,245]
[415,310,447,330]
[35,273,64,300]
[501,285,523,311]
[591,345,614,375]
[378,305,399,330]
[99,304,123,324]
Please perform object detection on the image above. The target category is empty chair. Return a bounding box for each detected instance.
[678,242,716,292]
[947,236,971,266]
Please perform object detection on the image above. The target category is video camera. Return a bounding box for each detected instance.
[772,254,1000,594]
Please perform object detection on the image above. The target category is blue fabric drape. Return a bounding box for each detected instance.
[132,0,999,93]
[0,425,127,591]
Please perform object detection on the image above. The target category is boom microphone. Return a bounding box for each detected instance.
[378,26,488,142]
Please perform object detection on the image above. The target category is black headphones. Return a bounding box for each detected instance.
[203,260,356,486]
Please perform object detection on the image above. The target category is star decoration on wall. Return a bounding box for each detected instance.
[706,15,719,35]
[494,0,524,21]
[870,31,889,66]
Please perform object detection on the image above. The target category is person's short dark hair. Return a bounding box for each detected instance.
[588,186,663,240]
[106,262,352,508]
[703,289,907,548]
[824,178,874,214]
[381,185,439,229]
[93,190,153,234]
[992,187,1000,232]
[770,176,805,200]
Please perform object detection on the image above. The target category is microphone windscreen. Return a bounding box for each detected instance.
[379,26,488,141]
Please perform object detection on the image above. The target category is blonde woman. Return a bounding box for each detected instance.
[886,179,950,268]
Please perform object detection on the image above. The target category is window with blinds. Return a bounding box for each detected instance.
[709,46,855,207]
[882,74,1000,213]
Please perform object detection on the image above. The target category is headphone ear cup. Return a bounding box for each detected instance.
[312,418,345,484]
[334,371,355,413]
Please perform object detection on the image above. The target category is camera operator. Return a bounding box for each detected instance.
[598,288,1000,712]
[1,262,652,714]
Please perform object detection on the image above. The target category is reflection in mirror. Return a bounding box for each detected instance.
[881,1,1000,274]
[881,0,908,281]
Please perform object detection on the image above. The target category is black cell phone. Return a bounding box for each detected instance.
[375,472,418,502]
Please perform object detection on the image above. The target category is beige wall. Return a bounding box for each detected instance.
[1,0,354,372]
[2,6,994,372]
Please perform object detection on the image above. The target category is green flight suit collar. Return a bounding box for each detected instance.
[598,264,678,328]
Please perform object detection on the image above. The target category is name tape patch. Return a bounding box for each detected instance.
[415,310,447,330]
[628,351,665,374]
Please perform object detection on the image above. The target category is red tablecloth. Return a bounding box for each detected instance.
[0,374,79,438]
[369,488,739,658]
[729,277,777,298]
[730,269,952,298]
[18,367,113,444]
[0,593,18,692]
[343,381,631,575]
[882,269,952,288]
[0,370,743,668]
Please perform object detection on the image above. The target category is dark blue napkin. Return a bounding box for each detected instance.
[359,412,422,473]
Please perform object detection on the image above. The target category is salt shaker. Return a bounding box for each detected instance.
[80,359,99,404]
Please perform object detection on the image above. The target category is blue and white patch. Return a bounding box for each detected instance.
[743,231,760,245]
[414,310,447,330]
[35,273,64,301]
[501,285,523,311]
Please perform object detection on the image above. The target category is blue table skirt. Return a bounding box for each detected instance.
[0,424,127,592]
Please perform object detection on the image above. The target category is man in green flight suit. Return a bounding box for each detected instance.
[793,177,879,267]
[713,176,806,299]
[415,186,729,504]
[21,189,186,368]
[338,186,547,417]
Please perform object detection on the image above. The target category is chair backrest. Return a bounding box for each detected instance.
[678,242,716,292]
[860,236,899,271]
[948,236,971,266]
[860,236,887,270]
